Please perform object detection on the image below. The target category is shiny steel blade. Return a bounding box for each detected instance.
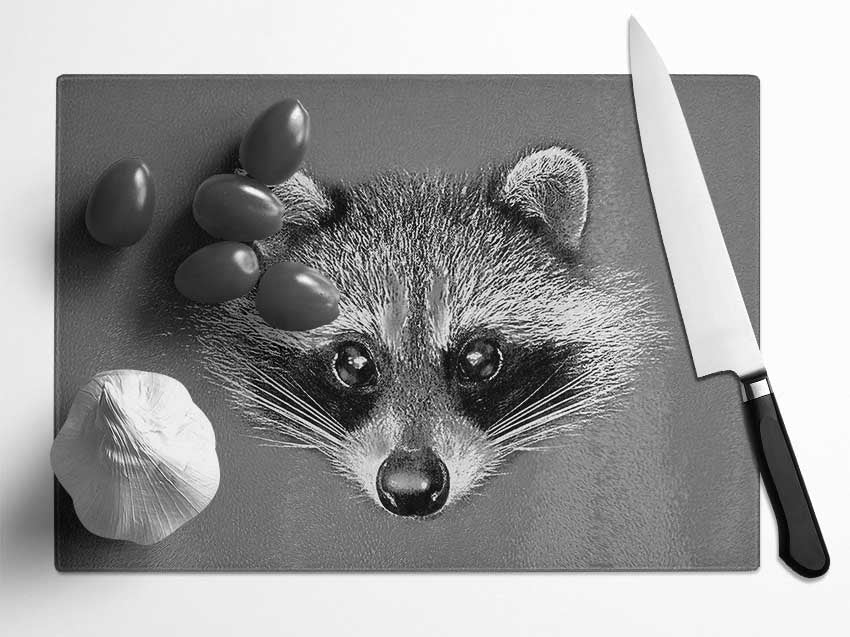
[629,17,764,379]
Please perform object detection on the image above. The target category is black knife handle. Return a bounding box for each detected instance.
[743,376,829,578]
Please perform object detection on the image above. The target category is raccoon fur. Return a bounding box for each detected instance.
[194,146,661,518]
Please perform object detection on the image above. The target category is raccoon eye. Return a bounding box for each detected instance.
[457,338,502,383]
[332,342,378,389]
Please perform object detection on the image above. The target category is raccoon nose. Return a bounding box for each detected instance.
[376,448,449,517]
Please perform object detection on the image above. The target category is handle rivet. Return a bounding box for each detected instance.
[741,377,772,402]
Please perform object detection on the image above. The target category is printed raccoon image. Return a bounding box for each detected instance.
[198,146,661,519]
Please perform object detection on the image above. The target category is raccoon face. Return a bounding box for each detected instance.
[198,147,659,518]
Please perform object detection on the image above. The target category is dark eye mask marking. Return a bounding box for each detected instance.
[448,337,584,432]
[242,339,382,433]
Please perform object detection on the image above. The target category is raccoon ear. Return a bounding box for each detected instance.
[253,172,334,264]
[269,171,334,228]
[496,147,589,251]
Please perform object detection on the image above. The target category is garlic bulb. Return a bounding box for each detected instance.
[51,370,220,545]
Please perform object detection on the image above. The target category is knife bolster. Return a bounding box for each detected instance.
[741,375,772,402]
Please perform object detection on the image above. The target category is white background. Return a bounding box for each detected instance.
[0,0,847,634]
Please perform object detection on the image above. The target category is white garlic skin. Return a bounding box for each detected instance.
[51,370,220,545]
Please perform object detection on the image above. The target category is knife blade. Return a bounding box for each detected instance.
[629,17,829,578]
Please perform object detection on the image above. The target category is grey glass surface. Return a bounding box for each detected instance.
[55,75,759,570]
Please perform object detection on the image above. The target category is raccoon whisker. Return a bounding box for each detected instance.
[520,439,581,452]
[238,360,331,419]
[242,377,349,439]
[243,418,340,456]
[489,365,599,433]
[528,383,602,417]
[233,382,322,430]
[241,360,320,413]
[494,418,590,455]
[246,427,330,447]
[278,375,344,429]
[490,397,598,461]
[255,442,307,449]
[488,394,597,447]
[243,360,341,425]
[245,384,349,442]
[242,378,332,425]
[208,371,332,446]
[485,368,598,438]
[487,359,572,430]
[240,362,349,438]
[231,386,345,450]
[251,407,344,452]
[247,411,340,453]
[316,464,354,487]
[324,453,366,484]
[507,395,596,434]
[501,434,582,454]
[247,435,321,450]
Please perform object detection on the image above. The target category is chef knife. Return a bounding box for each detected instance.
[628,17,829,578]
